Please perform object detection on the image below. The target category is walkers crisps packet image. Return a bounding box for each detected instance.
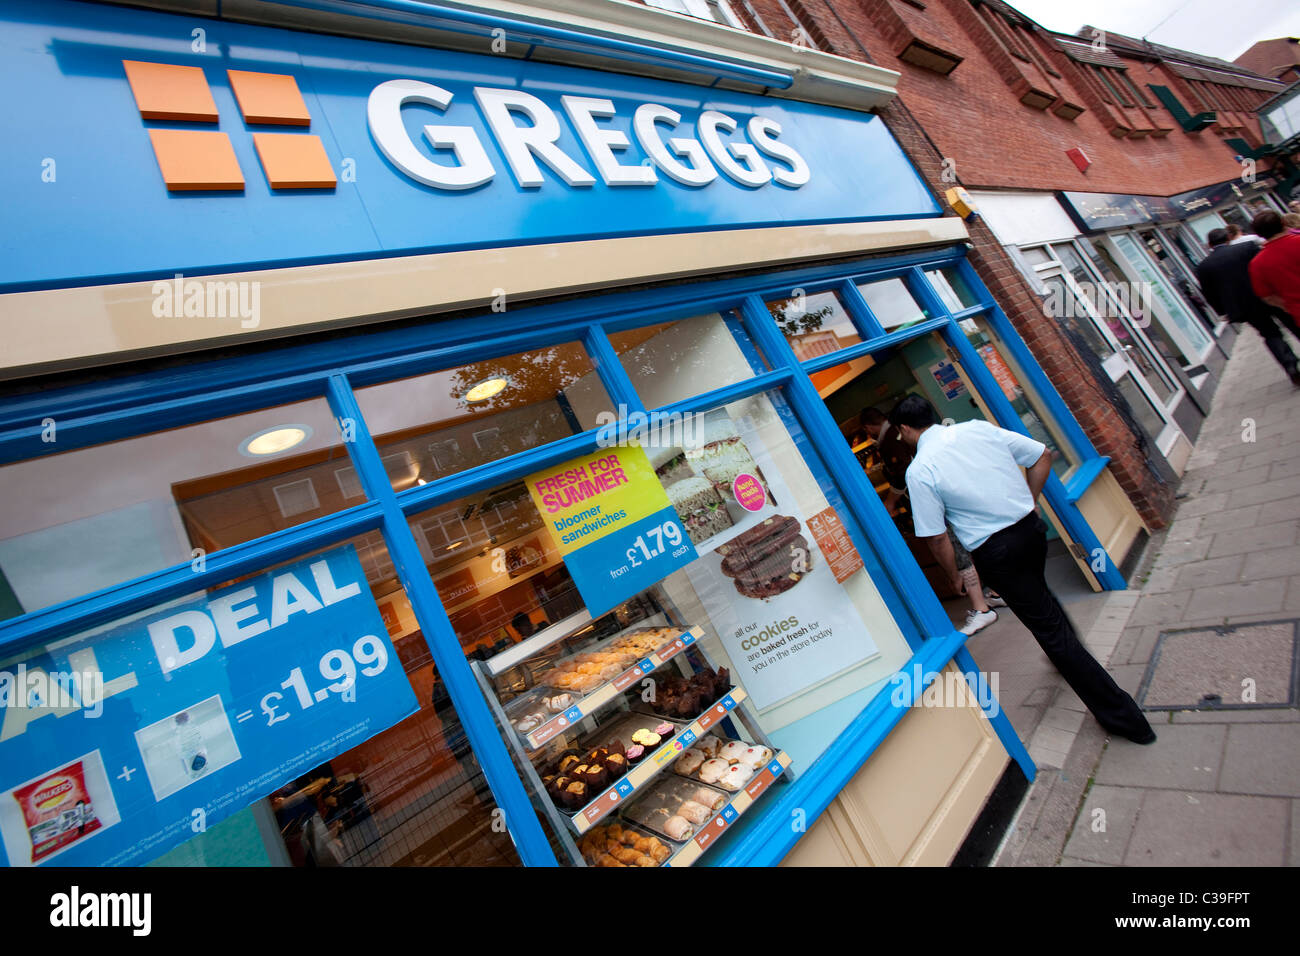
[12,759,103,862]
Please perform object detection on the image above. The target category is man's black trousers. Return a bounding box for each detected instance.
[971,513,1154,742]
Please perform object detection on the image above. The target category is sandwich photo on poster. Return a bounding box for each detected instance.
[646,409,779,556]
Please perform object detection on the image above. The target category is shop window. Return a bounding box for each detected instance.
[1078,240,1193,387]
[1114,375,1169,445]
[405,388,910,863]
[0,533,520,867]
[766,289,862,361]
[855,277,929,330]
[0,398,354,622]
[356,341,614,489]
[957,317,1078,478]
[609,313,760,408]
[924,268,980,312]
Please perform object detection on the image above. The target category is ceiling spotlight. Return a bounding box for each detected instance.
[240,425,312,457]
[463,376,509,403]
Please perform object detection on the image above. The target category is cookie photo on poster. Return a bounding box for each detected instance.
[715,515,812,600]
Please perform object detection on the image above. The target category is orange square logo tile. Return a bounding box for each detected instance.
[252,133,338,188]
[124,60,335,193]
[123,60,219,123]
[228,70,312,126]
[148,130,245,191]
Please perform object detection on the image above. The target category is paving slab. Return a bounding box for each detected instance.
[1241,547,1300,581]
[1174,555,1245,590]
[1171,707,1300,724]
[1123,790,1290,866]
[1183,579,1288,621]
[1063,785,1143,865]
[1292,801,1300,866]
[1093,724,1226,792]
[1219,723,1300,797]
[1128,592,1196,627]
[1206,521,1298,559]
[1202,465,1272,494]
[1196,506,1262,533]
[1228,475,1300,510]
[1169,492,1229,520]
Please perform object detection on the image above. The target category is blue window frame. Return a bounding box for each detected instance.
[0,243,1127,866]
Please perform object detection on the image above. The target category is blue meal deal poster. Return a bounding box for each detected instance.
[528,446,697,617]
[0,544,417,866]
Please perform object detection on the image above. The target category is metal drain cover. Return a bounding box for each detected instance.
[1137,619,1299,711]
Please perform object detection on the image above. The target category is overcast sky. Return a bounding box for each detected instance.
[1008,0,1300,62]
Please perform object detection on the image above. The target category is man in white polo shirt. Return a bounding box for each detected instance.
[887,395,1155,745]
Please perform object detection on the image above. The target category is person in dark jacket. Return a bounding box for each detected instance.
[1195,227,1300,386]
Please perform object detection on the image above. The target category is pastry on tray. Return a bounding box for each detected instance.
[718,765,754,791]
[698,758,729,785]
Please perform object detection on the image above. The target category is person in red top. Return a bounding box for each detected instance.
[1249,210,1300,323]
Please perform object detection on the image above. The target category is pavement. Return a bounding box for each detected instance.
[972,328,1300,867]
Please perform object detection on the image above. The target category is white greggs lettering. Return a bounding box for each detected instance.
[367,79,811,191]
[149,560,361,675]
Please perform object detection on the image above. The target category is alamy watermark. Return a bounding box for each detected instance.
[889,663,1000,718]
[595,405,707,449]
[1043,280,1155,326]
[152,274,260,328]
[0,664,104,718]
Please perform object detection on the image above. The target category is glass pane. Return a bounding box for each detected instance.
[610,313,760,408]
[925,268,980,312]
[960,319,1078,478]
[856,277,929,330]
[1115,375,1168,445]
[356,342,614,488]
[766,290,862,361]
[1081,239,1194,372]
[1039,275,1116,362]
[0,399,347,621]
[1111,233,1213,358]
[406,390,911,864]
[0,533,520,867]
[1018,246,1053,266]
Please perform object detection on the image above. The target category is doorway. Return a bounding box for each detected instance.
[815,329,1101,635]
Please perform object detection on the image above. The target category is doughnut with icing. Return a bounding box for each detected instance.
[718,741,748,763]
[718,765,754,791]
[698,758,729,784]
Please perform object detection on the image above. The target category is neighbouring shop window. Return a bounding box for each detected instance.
[1039,274,1118,363]
[856,277,929,330]
[1114,375,1169,445]
[1110,233,1213,360]
[1054,244,1178,404]
[0,399,349,622]
[1079,239,1193,376]
[356,342,615,489]
[766,290,862,361]
[610,313,759,406]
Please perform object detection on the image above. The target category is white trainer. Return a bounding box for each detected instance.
[960,608,998,635]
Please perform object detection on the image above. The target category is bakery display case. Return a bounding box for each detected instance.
[471,593,791,867]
